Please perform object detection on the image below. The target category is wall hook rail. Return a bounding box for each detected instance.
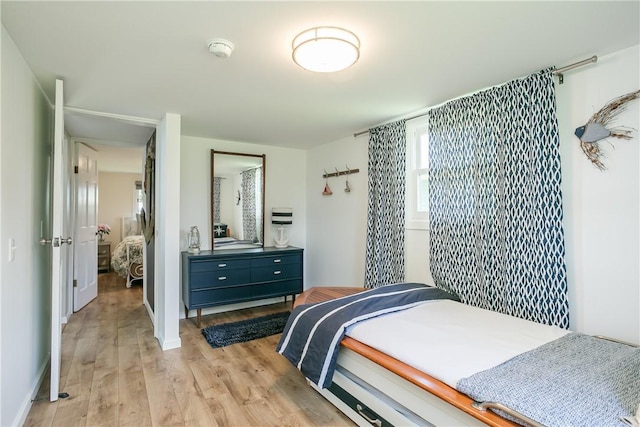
[322,166,360,179]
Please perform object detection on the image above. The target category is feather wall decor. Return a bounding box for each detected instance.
[575,89,639,170]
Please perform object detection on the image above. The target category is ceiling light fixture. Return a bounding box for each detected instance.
[292,26,360,73]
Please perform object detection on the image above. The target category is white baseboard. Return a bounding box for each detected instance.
[159,336,181,351]
[144,299,154,325]
[13,355,49,427]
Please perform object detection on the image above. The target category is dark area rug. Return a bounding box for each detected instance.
[202,311,290,348]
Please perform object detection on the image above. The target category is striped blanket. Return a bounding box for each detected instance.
[276,283,459,388]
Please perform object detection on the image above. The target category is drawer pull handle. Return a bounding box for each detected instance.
[218,276,227,280]
[356,404,382,427]
[273,259,281,263]
[218,263,227,267]
[274,270,282,275]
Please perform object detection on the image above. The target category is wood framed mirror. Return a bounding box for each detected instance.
[211,150,266,249]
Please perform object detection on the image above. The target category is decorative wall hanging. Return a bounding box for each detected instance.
[141,131,156,244]
[344,168,351,193]
[322,177,333,196]
[575,89,639,170]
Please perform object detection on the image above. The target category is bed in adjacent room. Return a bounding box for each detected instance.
[111,217,144,287]
[278,284,640,427]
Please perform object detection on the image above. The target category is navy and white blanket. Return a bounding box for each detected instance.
[457,333,640,427]
[276,283,459,388]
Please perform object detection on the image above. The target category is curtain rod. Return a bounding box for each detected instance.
[552,55,597,84]
[353,55,598,138]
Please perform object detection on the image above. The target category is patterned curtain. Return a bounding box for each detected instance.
[255,166,263,243]
[241,168,257,242]
[365,120,407,289]
[428,68,569,328]
[212,177,221,223]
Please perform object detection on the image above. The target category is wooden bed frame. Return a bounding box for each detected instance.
[295,287,518,427]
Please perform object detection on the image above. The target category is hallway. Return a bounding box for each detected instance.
[24,273,352,426]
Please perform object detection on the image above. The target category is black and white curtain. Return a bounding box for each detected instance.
[428,68,569,328]
[365,120,407,289]
[241,168,258,242]
[212,177,222,223]
[255,167,263,243]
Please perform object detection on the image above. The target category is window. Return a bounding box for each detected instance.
[134,180,143,215]
[406,117,429,230]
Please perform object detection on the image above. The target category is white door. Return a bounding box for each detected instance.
[74,143,98,311]
[48,79,72,401]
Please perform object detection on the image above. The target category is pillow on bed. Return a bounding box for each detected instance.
[213,223,228,238]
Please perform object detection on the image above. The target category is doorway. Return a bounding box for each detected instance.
[62,108,156,323]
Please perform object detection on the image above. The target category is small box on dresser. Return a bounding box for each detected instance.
[181,246,303,327]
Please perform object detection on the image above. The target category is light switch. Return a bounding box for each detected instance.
[8,238,16,262]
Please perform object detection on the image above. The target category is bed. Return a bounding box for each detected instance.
[110,217,144,287]
[213,223,262,250]
[278,284,640,427]
[213,225,261,250]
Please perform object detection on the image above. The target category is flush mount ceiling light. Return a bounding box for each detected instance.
[292,26,360,73]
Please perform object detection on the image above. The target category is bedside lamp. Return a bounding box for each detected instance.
[272,208,292,248]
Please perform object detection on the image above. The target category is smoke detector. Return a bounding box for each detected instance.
[208,38,234,59]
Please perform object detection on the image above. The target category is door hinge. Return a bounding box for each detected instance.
[73,279,78,288]
[74,166,79,174]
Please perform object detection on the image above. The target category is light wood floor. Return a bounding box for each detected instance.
[25,272,354,427]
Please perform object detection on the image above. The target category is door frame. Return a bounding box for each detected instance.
[50,79,69,401]
[63,109,158,324]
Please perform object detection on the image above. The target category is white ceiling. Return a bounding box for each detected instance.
[2,1,639,150]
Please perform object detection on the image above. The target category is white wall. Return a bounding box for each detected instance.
[557,45,639,344]
[306,135,369,288]
[156,113,182,351]
[1,26,53,426]
[97,171,143,244]
[216,173,237,233]
[306,45,640,344]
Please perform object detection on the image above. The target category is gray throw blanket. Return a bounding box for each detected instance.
[457,333,640,427]
[277,283,459,388]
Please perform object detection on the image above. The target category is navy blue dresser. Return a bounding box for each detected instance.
[181,246,303,327]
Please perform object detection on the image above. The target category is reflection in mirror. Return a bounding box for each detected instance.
[211,150,266,250]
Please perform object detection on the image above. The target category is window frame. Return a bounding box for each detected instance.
[405,116,430,230]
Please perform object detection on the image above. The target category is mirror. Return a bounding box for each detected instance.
[211,150,266,250]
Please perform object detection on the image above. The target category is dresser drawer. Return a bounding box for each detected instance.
[328,380,392,427]
[189,286,253,307]
[97,243,111,255]
[251,253,300,268]
[251,263,301,282]
[191,268,250,289]
[251,280,302,299]
[190,258,249,273]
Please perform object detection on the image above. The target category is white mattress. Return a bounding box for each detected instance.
[346,299,569,389]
